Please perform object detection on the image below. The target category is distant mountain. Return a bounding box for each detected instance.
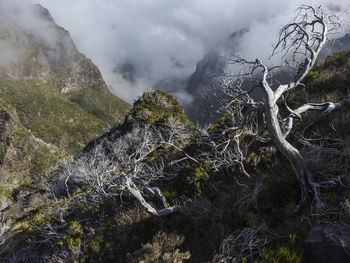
[183,52,225,124]
[182,29,248,125]
[0,4,130,211]
[322,34,350,58]
[335,34,350,50]
[183,32,350,125]
[0,4,109,94]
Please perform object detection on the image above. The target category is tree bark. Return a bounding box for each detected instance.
[264,95,317,212]
[125,178,180,216]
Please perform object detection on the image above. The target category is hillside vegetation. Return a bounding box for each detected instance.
[1,4,350,263]
[0,4,130,213]
[0,49,349,262]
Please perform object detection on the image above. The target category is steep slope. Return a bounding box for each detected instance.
[0,3,130,210]
[0,98,63,211]
[0,90,196,262]
[1,51,349,263]
[0,4,129,151]
[0,4,349,262]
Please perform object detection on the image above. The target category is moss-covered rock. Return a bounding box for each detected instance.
[128,90,190,126]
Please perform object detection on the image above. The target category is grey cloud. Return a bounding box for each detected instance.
[12,0,349,102]
[0,40,19,66]
[0,0,60,48]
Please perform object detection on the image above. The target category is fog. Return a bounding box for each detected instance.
[2,0,350,102]
[0,0,61,48]
[0,40,19,67]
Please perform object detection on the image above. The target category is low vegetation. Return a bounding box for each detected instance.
[1,6,350,263]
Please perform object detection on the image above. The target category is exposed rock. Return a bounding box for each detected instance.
[0,3,108,93]
[304,222,350,263]
[183,52,225,125]
[60,56,108,94]
[83,90,191,153]
[2,184,51,219]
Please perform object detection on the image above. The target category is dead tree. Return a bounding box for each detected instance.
[217,5,348,212]
[54,118,193,217]
[212,225,268,262]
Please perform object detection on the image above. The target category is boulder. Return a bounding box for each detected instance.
[304,222,350,263]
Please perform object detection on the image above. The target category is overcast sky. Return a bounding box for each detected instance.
[12,0,350,101]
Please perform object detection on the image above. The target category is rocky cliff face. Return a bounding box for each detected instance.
[0,3,130,150]
[0,3,129,211]
[183,52,225,124]
[0,4,108,94]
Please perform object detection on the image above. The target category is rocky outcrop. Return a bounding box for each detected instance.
[60,56,108,93]
[304,222,350,263]
[83,90,191,154]
[2,184,51,219]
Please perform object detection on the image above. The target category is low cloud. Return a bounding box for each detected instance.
[0,40,20,67]
[3,0,350,102]
[0,0,60,48]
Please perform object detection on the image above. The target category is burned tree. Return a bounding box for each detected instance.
[217,5,348,212]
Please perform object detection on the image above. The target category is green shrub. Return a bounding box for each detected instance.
[64,221,85,251]
[177,157,212,196]
[307,70,319,79]
[259,245,302,263]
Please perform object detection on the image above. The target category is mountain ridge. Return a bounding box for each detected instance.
[0,3,130,212]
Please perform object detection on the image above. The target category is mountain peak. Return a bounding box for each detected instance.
[33,4,55,23]
[0,3,108,94]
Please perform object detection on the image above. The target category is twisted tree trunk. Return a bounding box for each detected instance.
[264,94,321,212]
